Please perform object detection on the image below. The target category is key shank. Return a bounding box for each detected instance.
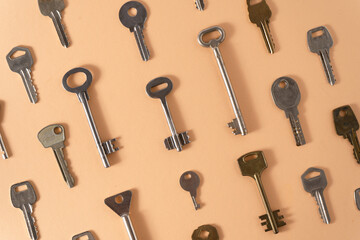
[288,113,306,146]
[133,25,150,61]
[53,148,74,188]
[319,49,335,86]
[259,21,275,54]
[160,98,182,152]
[21,204,38,240]
[50,10,69,48]
[122,215,138,240]
[0,133,9,159]
[314,190,331,224]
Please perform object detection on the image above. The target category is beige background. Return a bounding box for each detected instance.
[0,0,360,239]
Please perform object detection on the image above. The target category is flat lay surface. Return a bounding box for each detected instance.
[0,0,360,239]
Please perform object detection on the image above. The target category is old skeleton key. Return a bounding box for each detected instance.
[10,181,38,240]
[72,231,95,240]
[105,190,138,240]
[198,26,247,136]
[146,77,190,151]
[238,151,286,234]
[38,124,75,188]
[180,171,201,210]
[271,77,306,146]
[355,188,360,211]
[192,225,219,240]
[63,68,119,168]
[6,46,37,104]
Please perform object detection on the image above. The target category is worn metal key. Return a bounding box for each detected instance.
[198,26,247,136]
[180,171,201,210]
[194,0,205,11]
[63,67,119,168]
[192,225,219,240]
[72,231,95,240]
[355,188,360,211]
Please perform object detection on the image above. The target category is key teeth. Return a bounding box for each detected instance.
[102,138,119,155]
[164,132,190,150]
[228,120,241,135]
[259,210,286,232]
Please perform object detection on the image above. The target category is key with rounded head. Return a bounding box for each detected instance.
[180,171,201,210]
[301,167,331,224]
[355,188,360,211]
[192,225,219,240]
[119,1,150,61]
[198,26,247,136]
[271,77,306,146]
[63,67,119,168]
[38,124,75,188]
[72,231,95,240]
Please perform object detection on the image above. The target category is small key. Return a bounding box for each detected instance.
[355,188,360,211]
[105,190,138,240]
[301,167,331,224]
[271,77,306,146]
[6,46,37,104]
[38,124,75,188]
[192,225,219,240]
[10,181,38,240]
[195,0,205,11]
[238,151,286,234]
[180,171,201,210]
[146,77,190,151]
[198,26,247,135]
[333,105,360,163]
[119,1,150,61]
[38,0,70,48]
[307,26,335,85]
[72,231,95,240]
[247,0,275,54]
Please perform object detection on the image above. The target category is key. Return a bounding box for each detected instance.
[38,0,70,48]
[72,231,95,240]
[307,26,335,85]
[198,26,247,135]
[192,225,219,240]
[0,132,9,159]
[180,171,201,210]
[146,77,190,151]
[119,1,150,61]
[195,0,205,11]
[10,181,38,240]
[247,0,275,54]
[105,190,138,240]
[6,46,37,104]
[238,151,286,234]
[63,67,119,168]
[37,124,75,188]
[355,188,360,211]
[301,167,331,224]
[271,77,306,146]
[333,105,360,163]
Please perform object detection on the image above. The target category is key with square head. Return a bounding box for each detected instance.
[194,0,205,11]
[271,77,306,146]
[6,46,37,104]
[301,167,331,224]
[192,225,219,240]
[180,171,201,210]
[198,26,247,136]
[238,151,286,234]
[119,1,150,61]
[307,26,335,86]
[72,231,96,240]
[355,188,360,211]
[105,190,138,240]
[146,77,190,152]
[10,181,38,240]
[247,0,275,54]
[38,0,69,48]
[63,67,119,168]
[38,124,75,188]
[333,105,360,163]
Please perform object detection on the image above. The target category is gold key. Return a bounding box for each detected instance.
[192,225,219,240]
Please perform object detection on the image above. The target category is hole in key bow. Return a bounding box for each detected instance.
[278,80,288,89]
[202,31,221,43]
[199,230,210,239]
[115,195,124,204]
[244,153,258,162]
[10,50,26,59]
[128,7,138,17]
[77,236,90,240]
[339,110,347,118]
[53,127,62,134]
[249,0,263,5]
[150,83,168,93]
[311,30,324,38]
[305,171,320,179]
[15,184,28,192]
[184,173,192,180]
[67,72,87,88]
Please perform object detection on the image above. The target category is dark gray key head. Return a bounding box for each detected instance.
[62,67,93,94]
[6,46,33,73]
[271,77,301,113]
[119,1,147,32]
[355,188,360,211]
[307,26,333,53]
[72,231,95,240]
[146,77,173,100]
[238,151,267,178]
[247,0,272,25]
[38,0,65,16]
[198,26,226,48]
[38,124,65,149]
[333,105,359,136]
[180,171,200,195]
[301,167,327,195]
[105,190,132,217]
[10,181,37,208]
[192,225,219,240]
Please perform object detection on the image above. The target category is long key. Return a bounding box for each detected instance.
[238,151,286,234]
[271,77,306,146]
[146,77,190,151]
[198,26,247,136]
[105,190,138,240]
[10,181,38,240]
[333,105,360,163]
[180,171,201,210]
[38,0,70,48]
[119,1,150,61]
[38,124,75,188]
[192,225,219,240]
[72,231,95,240]
[307,26,335,85]
[195,0,205,11]
[63,67,119,168]
[247,0,275,54]
[6,46,37,104]
[355,188,360,211]
[301,167,331,224]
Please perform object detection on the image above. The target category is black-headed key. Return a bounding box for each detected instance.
[180,171,201,210]
[192,225,219,240]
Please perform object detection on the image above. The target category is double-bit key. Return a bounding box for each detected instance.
[238,151,286,234]
[63,67,119,168]
[180,171,201,210]
[198,26,247,135]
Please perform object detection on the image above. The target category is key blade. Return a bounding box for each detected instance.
[319,49,336,85]
[133,25,150,61]
[307,26,333,53]
[301,167,327,195]
[50,11,70,48]
[20,68,38,104]
[105,190,132,217]
[38,124,65,148]
[333,105,359,136]
[0,133,9,159]
[259,21,275,54]
[237,151,267,178]
[38,0,65,16]
[22,203,39,240]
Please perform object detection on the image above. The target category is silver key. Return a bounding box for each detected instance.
[195,0,205,11]
[72,231,95,240]
[180,171,201,210]
[146,77,190,152]
[38,0,70,48]
[307,26,335,86]
[271,77,306,146]
[119,1,150,61]
[63,68,119,168]
[38,124,75,188]
[10,181,38,240]
[198,26,247,136]
[6,46,37,104]
[301,167,331,224]
[0,133,9,159]
[355,188,360,211]
[105,190,138,240]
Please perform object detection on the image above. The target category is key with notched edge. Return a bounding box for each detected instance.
[192,225,219,240]
[237,151,286,234]
[180,171,201,210]
[72,231,95,240]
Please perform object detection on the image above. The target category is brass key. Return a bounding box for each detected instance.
[192,225,219,240]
